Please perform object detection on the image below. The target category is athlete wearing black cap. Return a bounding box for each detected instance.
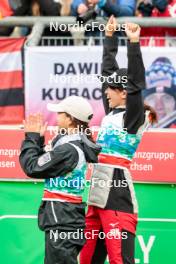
[80,16,153,264]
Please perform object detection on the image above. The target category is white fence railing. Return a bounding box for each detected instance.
[1,17,176,46]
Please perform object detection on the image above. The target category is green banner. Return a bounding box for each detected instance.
[0,182,176,264]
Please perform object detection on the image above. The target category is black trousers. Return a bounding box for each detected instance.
[91,230,135,264]
[44,229,86,264]
[38,201,86,264]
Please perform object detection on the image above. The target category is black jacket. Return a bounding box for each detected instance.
[19,132,101,231]
[19,132,100,179]
[102,35,145,134]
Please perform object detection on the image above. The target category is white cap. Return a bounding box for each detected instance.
[47,96,93,123]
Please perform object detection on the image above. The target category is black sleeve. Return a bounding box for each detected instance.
[101,35,119,114]
[124,42,145,134]
[37,134,45,155]
[19,133,79,179]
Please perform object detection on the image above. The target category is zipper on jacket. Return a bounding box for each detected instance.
[51,201,58,223]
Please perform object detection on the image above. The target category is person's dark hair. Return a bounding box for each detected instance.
[144,103,158,124]
[109,86,124,92]
[65,113,95,143]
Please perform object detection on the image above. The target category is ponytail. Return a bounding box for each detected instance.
[144,103,158,124]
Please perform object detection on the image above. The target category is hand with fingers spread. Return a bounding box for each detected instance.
[23,113,48,137]
[37,113,48,136]
[105,15,118,37]
[125,23,141,43]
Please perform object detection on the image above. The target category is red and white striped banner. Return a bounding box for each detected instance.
[0,37,25,124]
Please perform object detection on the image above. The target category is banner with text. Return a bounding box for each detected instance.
[25,46,176,128]
[0,129,176,183]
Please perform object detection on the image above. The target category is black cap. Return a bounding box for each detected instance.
[98,68,128,90]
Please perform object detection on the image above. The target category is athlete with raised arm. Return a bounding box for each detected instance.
[80,16,156,264]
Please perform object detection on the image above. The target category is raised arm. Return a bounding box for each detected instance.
[19,113,78,179]
[101,16,119,114]
[124,23,146,134]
